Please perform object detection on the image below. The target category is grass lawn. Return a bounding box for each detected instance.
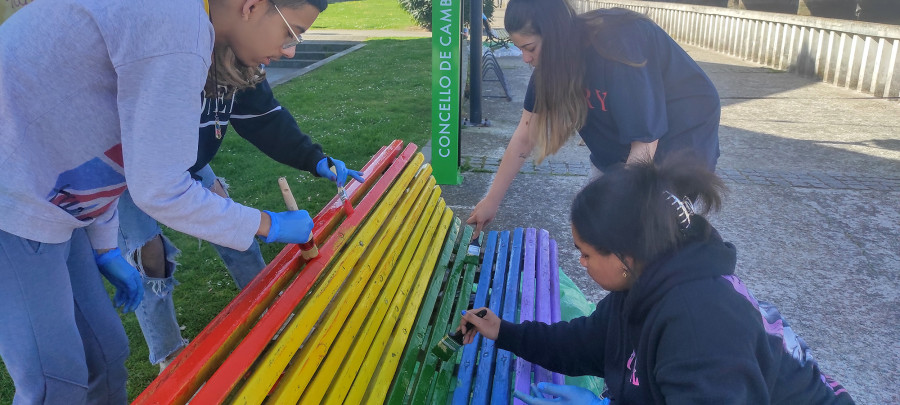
[312,0,419,30]
[0,37,431,402]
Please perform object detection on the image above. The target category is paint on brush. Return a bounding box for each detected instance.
[431,309,488,361]
[327,156,355,217]
[464,238,481,264]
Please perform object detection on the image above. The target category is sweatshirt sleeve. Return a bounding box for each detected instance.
[116,53,261,251]
[652,286,771,405]
[83,202,119,250]
[495,299,610,377]
[230,80,325,174]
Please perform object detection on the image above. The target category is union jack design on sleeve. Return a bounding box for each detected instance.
[46,144,127,221]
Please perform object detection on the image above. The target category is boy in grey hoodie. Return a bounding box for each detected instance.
[0,0,328,402]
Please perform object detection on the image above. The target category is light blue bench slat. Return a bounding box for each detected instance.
[451,231,498,405]
[534,229,554,385]
[514,229,538,401]
[492,227,524,405]
[549,238,566,386]
[472,230,510,405]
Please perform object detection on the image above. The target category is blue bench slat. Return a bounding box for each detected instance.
[452,231,499,405]
[549,238,566,385]
[534,229,554,386]
[472,230,510,405]
[492,228,524,405]
[514,228,538,401]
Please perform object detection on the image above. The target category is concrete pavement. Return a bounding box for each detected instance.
[438,42,900,404]
[269,22,899,404]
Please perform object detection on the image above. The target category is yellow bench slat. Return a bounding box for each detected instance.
[231,152,425,404]
[265,155,432,404]
[319,186,446,404]
[300,175,438,404]
[357,208,458,405]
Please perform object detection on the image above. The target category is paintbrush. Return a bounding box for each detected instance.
[431,309,488,361]
[327,156,355,216]
[277,177,318,259]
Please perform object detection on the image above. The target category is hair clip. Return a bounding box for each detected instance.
[664,191,694,232]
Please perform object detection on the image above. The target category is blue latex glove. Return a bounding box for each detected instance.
[316,157,364,188]
[263,210,314,244]
[94,248,144,313]
[513,382,608,405]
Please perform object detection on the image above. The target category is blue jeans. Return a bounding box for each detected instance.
[0,228,129,404]
[117,165,266,364]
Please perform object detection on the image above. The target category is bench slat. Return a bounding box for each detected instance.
[471,230,510,405]
[267,167,435,403]
[492,227,524,405]
[429,227,483,404]
[407,225,476,404]
[233,152,429,404]
[300,179,440,403]
[337,198,451,404]
[534,229,554,386]
[514,228,538,402]
[369,212,458,404]
[187,145,421,404]
[549,239,565,386]
[452,230,499,404]
[132,140,404,405]
[385,224,474,404]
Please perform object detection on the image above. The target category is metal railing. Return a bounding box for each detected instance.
[572,0,900,100]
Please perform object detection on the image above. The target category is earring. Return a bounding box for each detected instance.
[622,268,629,278]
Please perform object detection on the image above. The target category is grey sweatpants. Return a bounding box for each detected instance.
[0,228,128,404]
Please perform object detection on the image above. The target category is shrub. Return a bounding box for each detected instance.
[399,0,495,31]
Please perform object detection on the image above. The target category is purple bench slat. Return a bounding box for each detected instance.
[549,238,565,385]
[533,229,554,385]
[514,228,538,404]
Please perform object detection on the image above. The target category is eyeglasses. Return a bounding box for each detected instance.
[270,1,303,49]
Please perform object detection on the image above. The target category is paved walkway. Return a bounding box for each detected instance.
[265,28,431,85]
[273,23,899,405]
[439,42,900,405]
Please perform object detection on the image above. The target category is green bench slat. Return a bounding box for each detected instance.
[386,217,461,404]
[427,229,481,405]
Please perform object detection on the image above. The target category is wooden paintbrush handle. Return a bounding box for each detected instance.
[277,177,317,258]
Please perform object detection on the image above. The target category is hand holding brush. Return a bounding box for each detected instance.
[458,307,501,344]
[315,156,364,216]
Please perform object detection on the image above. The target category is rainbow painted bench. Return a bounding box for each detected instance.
[133,141,567,404]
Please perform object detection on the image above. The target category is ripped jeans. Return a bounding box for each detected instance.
[116,165,266,365]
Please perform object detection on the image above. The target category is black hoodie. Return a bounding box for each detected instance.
[496,221,854,404]
[190,79,325,178]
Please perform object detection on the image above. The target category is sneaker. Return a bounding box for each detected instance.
[158,347,184,374]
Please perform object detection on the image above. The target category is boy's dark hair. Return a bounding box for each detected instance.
[570,154,726,267]
[205,0,328,96]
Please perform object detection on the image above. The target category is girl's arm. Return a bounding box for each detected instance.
[466,109,535,238]
[627,139,659,164]
[461,300,611,377]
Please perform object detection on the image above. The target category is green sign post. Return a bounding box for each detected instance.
[431,0,462,184]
